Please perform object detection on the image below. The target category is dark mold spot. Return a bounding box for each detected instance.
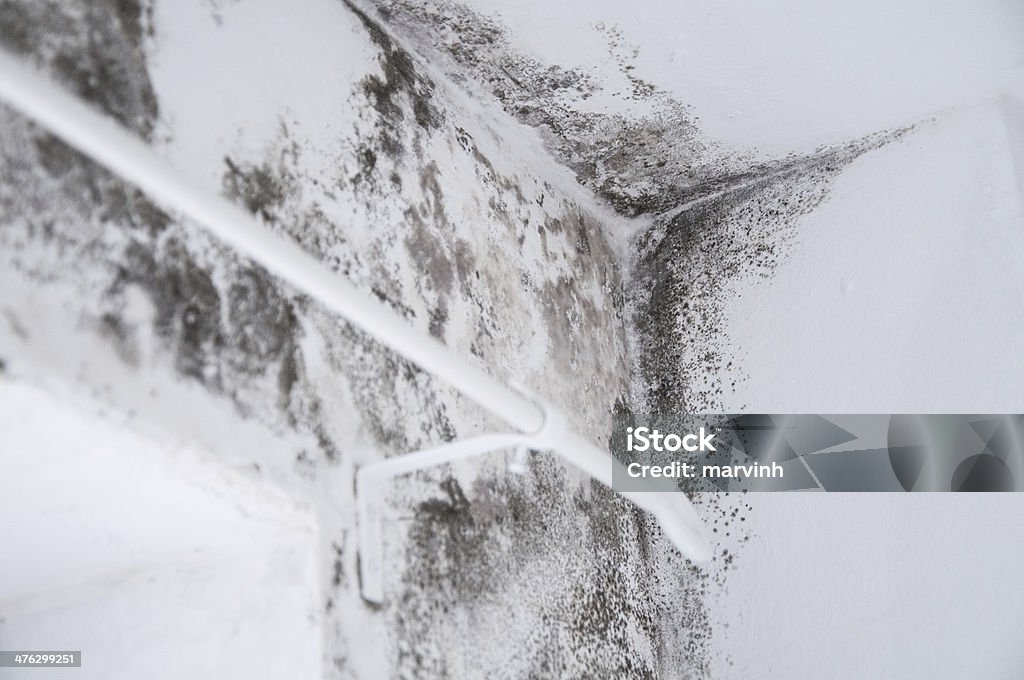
[32,133,77,178]
[99,180,172,235]
[315,425,340,462]
[427,306,447,340]
[223,155,293,222]
[116,238,224,386]
[331,542,346,587]
[630,136,903,414]
[356,145,377,178]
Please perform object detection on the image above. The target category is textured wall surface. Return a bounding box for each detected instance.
[5,1,1021,679]
[360,0,911,415]
[0,1,713,677]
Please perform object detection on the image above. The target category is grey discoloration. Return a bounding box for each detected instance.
[0,0,892,677]
[630,135,906,414]
[0,0,337,458]
[226,267,300,368]
[116,239,225,386]
[353,4,914,675]
[363,0,742,217]
[343,0,440,160]
[3,309,28,340]
[395,466,673,679]
[223,154,295,223]
[363,1,908,418]
[403,164,456,339]
[0,0,157,137]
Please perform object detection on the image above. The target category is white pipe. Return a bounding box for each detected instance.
[0,49,712,563]
[0,50,544,435]
[361,435,528,480]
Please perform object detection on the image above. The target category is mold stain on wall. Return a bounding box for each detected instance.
[0,0,724,677]
[362,0,909,413]
[0,0,910,678]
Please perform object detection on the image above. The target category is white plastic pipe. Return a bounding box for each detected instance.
[0,49,712,564]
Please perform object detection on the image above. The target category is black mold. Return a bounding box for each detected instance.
[630,134,905,414]
[343,0,440,161]
[118,238,224,386]
[331,541,346,588]
[0,0,158,138]
[223,155,294,222]
[393,458,680,678]
[364,0,732,218]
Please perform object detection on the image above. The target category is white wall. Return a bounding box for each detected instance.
[723,103,1024,413]
[710,86,1024,680]
[462,0,1024,155]
[0,380,321,680]
[456,1,1024,675]
[709,494,1024,679]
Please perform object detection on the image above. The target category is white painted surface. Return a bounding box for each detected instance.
[710,102,1024,678]
[709,494,1024,679]
[2,1,1022,676]
[462,0,1024,155]
[0,380,321,680]
[149,0,377,183]
[724,103,1024,413]
[461,0,1024,673]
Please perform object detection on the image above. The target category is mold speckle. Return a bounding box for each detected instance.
[0,1,892,677]
[115,239,224,386]
[332,542,346,588]
[394,464,679,678]
[630,134,905,414]
[364,0,735,217]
